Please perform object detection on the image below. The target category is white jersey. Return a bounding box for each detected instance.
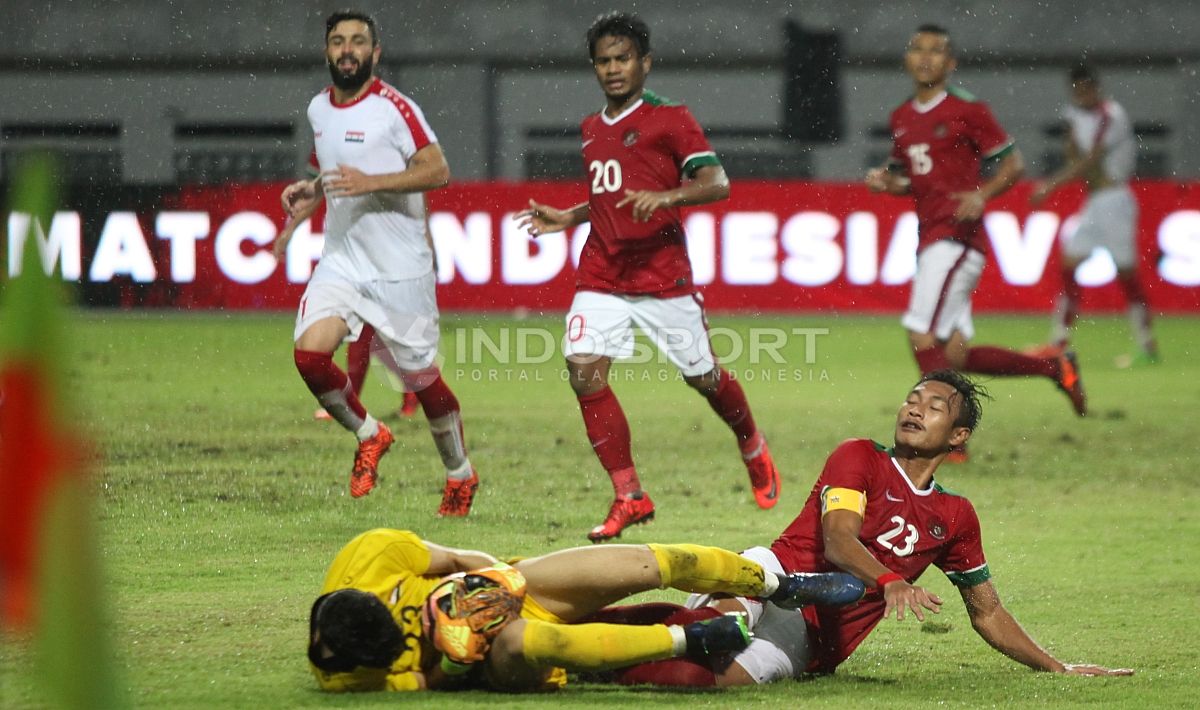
[1064,98,1136,185]
[307,78,438,281]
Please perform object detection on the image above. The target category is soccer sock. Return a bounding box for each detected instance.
[1118,273,1157,354]
[402,370,471,477]
[963,346,1057,379]
[913,345,951,374]
[648,543,774,597]
[521,619,676,672]
[345,324,375,396]
[610,657,718,687]
[294,349,377,439]
[576,387,640,497]
[703,369,759,449]
[1050,268,1081,346]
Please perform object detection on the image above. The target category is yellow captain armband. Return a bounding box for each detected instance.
[820,486,866,517]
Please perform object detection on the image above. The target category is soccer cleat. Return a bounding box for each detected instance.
[682,612,752,657]
[1114,350,1160,370]
[437,470,480,517]
[946,443,969,464]
[769,572,866,610]
[1022,342,1066,359]
[399,391,421,417]
[1055,351,1087,417]
[745,441,781,509]
[313,407,333,421]
[587,492,656,543]
[350,423,394,498]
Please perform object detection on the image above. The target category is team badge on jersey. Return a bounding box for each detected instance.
[928,519,947,540]
[933,124,948,138]
[623,129,639,146]
[345,130,365,143]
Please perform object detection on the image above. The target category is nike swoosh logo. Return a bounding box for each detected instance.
[582,139,595,148]
[764,477,778,500]
[885,490,903,502]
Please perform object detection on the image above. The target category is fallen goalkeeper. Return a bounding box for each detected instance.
[306,528,864,692]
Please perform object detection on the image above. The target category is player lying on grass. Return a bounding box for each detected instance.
[592,370,1132,686]
[306,529,864,692]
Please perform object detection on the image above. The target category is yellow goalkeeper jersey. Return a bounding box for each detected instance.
[311,529,441,692]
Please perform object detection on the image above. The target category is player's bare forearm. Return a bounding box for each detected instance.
[324,144,451,197]
[979,149,1025,201]
[674,165,731,207]
[865,165,911,195]
[821,510,894,582]
[424,540,499,575]
[962,582,1065,672]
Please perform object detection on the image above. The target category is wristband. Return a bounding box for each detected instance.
[875,572,904,589]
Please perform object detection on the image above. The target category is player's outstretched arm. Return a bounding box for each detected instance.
[423,540,500,576]
[616,164,730,222]
[822,509,941,621]
[960,581,1133,675]
[514,199,589,237]
[864,165,911,195]
[1031,130,1102,205]
[951,148,1025,221]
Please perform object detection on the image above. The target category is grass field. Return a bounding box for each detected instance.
[2,310,1197,708]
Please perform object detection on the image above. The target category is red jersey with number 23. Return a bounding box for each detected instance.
[771,438,991,673]
[888,87,1014,254]
[578,90,720,297]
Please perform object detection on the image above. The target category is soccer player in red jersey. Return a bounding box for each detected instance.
[866,25,1087,434]
[596,370,1132,687]
[516,12,780,541]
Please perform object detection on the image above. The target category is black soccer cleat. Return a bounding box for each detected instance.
[769,572,865,610]
[682,612,752,657]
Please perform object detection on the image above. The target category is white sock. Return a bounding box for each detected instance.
[354,415,380,442]
[668,625,688,656]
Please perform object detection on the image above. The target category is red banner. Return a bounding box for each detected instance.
[5,180,1199,312]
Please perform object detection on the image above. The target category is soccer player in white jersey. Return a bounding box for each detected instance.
[277,10,479,515]
[1029,64,1159,368]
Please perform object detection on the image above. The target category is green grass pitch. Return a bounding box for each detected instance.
[2,310,1196,708]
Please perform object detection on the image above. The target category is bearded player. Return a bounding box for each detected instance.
[516,12,780,542]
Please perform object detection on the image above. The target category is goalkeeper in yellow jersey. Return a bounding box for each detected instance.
[307,528,864,692]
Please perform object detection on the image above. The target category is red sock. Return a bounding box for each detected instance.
[294,350,367,418]
[914,345,950,374]
[346,324,375,396]
[964,346,1057,379]
[400,369,460,420]
[704,369,759,447]
[577,386,639,495]
[591,604,722,687]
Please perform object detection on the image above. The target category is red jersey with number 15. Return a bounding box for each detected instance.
[578,90,720,297]
[771,438,991,673]
[888,87,1014,254]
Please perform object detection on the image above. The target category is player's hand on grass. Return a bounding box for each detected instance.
[323,165,376,197]
[616,189,673,222]
[950,189,986,221]
[882,580,942,622]
[515,200,573,236]
[1060,663,1135,677]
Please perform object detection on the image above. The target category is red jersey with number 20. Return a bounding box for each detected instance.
[771,438,991,673]
[888,87,1014,254]
[578,90,720,297]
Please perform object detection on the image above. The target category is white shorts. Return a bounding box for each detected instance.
[685,546,813,684]
[294,265,440,371]
[1063,185,1138,269]
[563,290,716,378]
[901,240,985,341]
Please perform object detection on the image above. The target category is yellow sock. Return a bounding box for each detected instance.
[521,619,676,672]
[648,543,768,596]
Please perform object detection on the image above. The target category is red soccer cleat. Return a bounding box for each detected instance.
[745,441,781,509]
[587,492,656,542]
[437,470,480,517]
[399,391,421,417]
[350,422,394,498]
[1055,351,1087,417]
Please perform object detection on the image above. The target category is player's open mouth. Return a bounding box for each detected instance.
[338,59,358,71]
[900,421,923,432]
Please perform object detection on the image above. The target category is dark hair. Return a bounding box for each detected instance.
[587,12,651,59]
[307,589,403,673]
[913,23,953,54]
[325,9,379,46]
[917,370,989,431]
[1070,63,1098,84]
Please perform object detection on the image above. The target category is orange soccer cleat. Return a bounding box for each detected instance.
[437,471,480,517]
[1055,351,1087,417]
[350,423,394,498]
[745,441,781,509]
[587,492,656,542]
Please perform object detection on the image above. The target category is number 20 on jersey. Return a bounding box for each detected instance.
[590,159,623,194]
